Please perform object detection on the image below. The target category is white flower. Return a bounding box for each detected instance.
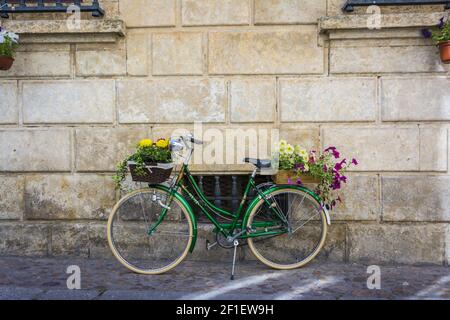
[8,32,19,44]
[285,144,295,155]
[0,30,19,44]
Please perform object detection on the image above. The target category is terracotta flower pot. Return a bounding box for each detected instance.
[439,41,450,64]
[0,56,14,71]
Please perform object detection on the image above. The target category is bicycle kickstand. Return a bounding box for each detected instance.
[230,240,239,280]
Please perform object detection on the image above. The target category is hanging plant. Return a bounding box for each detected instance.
[0,27,19,71]
[273,140,358,210]
[422,16,450,64]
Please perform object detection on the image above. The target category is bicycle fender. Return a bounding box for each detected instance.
[151,184,198,253]
[242,185,331,228]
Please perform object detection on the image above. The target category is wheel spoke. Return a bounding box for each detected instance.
[108,188,193,274]
[247,188,327,269]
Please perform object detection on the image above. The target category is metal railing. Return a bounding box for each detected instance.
[186,174,273,220]
[343,0,450,12]
[0,0,104,18]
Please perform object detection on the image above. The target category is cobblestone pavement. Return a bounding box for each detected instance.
[0,256,448,300]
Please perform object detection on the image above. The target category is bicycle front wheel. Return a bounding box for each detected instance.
[107,188,194,275]
[246,187,328,270]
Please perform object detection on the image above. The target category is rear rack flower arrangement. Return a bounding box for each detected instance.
[0,27,19,70]
[274,140,358,209]
[422,16,450,64]
[113,138,173,189]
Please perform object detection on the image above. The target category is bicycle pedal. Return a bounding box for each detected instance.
[206,240,217,251]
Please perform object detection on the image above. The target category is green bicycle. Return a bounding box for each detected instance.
[107,134,331,279]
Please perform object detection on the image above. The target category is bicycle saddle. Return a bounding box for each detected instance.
[243,158,271,169]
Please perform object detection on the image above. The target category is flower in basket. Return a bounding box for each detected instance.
[113,138,172,189]
[276,140,358,210]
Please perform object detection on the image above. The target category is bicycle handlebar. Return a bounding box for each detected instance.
[182,134,203,145]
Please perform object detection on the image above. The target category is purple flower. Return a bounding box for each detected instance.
[325,146,340,159]
[287,178,293,185]
[331,179,341,190]
[324,146,340,158]
[334,159,347,172]
[296,179,303,185]
[438,16,446,29]
[323,164,328,172]
[351,158,358,166]
[421,28,432,39]
[339,175,347,183]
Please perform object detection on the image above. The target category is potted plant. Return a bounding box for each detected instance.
[113,138,173,190]
[274,140,358,209]
[0,27,19,71]
[422,17,450,64]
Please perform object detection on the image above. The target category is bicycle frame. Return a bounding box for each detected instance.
[147,137,330,254]
[148,164,290,248]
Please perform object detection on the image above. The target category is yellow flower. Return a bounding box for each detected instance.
[285,144,295,155]
[139,139,153,148]
[295,145,309,162]
[156,138,169,149]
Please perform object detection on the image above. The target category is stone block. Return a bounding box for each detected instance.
[75,127,151,171]
[254,0,326,24]
[0,176,24,220]
[381,77,450,121]
[0,52,70,77]
[24,175,115,220]
[280,77,376,122]
[348,223,446,264]
[0,130,71,172]
[117,79,226,123]
[330,46,446,74]
[419,128,447,172]
[126,32,150,76]
[119,0,176,27]
[76,50,126,76]
[0,223,49,256]
[208,29,323,74]
[0,81,18,124]
[322,127,419,171]
[332,175,379,221]
[230,79,276,123]
[382,176,450,222]
[51,223,89,256]
[22,80,115,124]
[182,0,250,26]
[152,33,203,75]
[279,127,320,150]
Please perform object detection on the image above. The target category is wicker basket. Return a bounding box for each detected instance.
[273,170,320,185]
[128,161,174,184]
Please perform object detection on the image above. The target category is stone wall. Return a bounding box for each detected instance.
[0,0,449,265]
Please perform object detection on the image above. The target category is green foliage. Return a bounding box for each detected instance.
[432,19,450,43]
[0,35,17,57]
[276,140,357,209]
[113,140,172,190]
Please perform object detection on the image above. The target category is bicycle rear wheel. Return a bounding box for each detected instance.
[107,188,193,275]
[246,187,328,270]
